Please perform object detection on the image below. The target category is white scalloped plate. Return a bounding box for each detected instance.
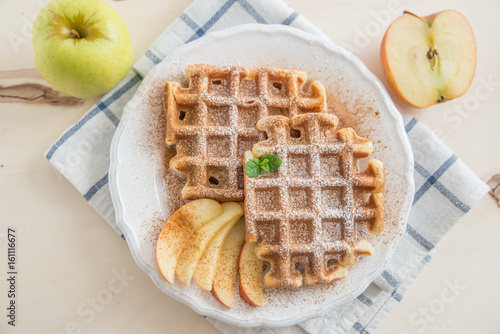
[109,24,414,328]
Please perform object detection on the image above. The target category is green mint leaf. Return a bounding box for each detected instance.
[261,154,282,172]
[245,158,262,178]
[260,158,270,173]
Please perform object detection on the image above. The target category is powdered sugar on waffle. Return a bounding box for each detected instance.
[244,113,384,287]
[164,64,328,202]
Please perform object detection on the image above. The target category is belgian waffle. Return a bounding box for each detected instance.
[164,64,327,202]
[244,113,385,287]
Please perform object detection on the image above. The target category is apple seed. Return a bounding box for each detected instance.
[437,95,446,103]
[427,49,439,70]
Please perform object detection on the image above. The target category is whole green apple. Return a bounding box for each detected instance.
[32,0,133,98]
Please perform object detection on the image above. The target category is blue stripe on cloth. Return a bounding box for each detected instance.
[406,224,434,251]
[186,0,237,43]
[179,13,201,32]
[381,270,399,288]
[430,181,471,212]
[413,154,458,205]
[83,173,108,201]
[145,50,162,65]
[282,11,299,25]
[236,0,267,23]
[414,161,471,213]
[391,290,403,302]
[424,255,432,262]
[405,117,418,133]
[353,322,370,334]
[46,72,143,160]
[357,294,373,307]
[98,103,120,127]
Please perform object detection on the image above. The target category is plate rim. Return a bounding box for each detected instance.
[109,23,415,328]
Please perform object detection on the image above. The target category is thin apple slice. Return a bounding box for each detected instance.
[192,216,241,291]
[176,202,243,286]
[211,221,246,308]
[239,241,264,307]
[156,199,223,284]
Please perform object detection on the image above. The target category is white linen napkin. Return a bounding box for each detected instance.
[45,0,489,333]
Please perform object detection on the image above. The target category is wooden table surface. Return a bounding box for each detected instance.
[1,0,499,333]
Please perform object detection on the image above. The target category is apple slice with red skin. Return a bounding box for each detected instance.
[192,216,242,291]
[239,241,264,307]
[156,199,223,284]
[381,10,476,108]
[175,202,243,286]
[211,220,245,308]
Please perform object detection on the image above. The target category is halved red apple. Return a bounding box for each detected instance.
[381,10,476,108]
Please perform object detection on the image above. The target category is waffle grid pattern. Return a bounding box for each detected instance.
[164,64,327,201]
[244,113,384,287]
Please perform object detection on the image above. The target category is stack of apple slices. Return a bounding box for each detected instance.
[156,199,264,308]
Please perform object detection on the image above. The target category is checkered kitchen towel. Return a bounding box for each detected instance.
[45,0,489,333]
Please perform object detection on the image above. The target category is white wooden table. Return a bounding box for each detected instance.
[1,0,499,333]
